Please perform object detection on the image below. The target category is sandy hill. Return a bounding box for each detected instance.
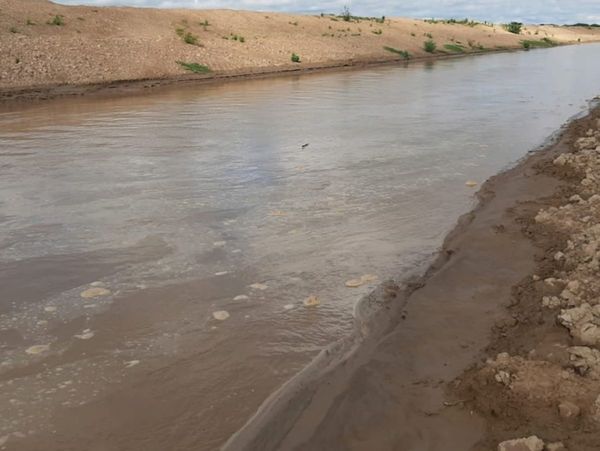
[1,0,600,93]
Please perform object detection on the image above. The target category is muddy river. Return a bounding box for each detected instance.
[1,43,600,450]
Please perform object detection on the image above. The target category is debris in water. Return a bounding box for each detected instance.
[213,241,226,247]
[345,274,379,288]
[44,306,57,312]
[74,329,95,340]
[212,310,230,321]
[250,283,268,290]
[124,360,140,368]
[234,295,249,301]
[303,295,320,307]
[301,143,309,149]
[215,271,229,276]
[283,304,295,310]
[360,274,379,284]
[25,344,50,355]
[345,279,363,288]
[80,287,111,299]
[90,281,105,287]
[232,249,242,254]
[465,181,478,188]
[269,210,287,217]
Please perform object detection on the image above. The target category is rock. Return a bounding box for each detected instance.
[568,346,600,377]
[465,180,478,187]
[558,401,580,419]
[212,311,230,321]
[546,442,566,451]
[554,251,565,262]
[592,395,600,423]
[559,304,600,346]
[553,154,567,166]
[74,330,94,340]
[80,287,111,299]
[498,436,544,451]
[25,344,50,355]
[303,295,320,307]
[495,370,511,386]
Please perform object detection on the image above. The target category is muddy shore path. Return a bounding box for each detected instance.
[224,107,599,450]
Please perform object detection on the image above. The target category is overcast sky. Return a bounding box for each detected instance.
[53,0,600,24]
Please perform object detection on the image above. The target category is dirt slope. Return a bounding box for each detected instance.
[1,0,600,94]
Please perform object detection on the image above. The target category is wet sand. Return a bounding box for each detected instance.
[223,104,600,450]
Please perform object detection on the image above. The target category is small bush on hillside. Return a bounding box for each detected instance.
[424,39,436,53]
[341,6,351,22]
[522,41,531,49]
[48,15,64,26]
[26,19,36,25]
[176,61,211,73]
[291,53,301,63]
[505,22,522,34]
[444,43,465,52]
[383,46,410,59]
[183,31,199,45]
[9,26,18,33]
[372,29,382,35]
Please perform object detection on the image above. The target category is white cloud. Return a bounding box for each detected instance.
[53,0,600,24]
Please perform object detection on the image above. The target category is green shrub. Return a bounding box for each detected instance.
[183,31,199,45]
[443,43,465,52]
[341,6,351,22]
[48,15,64,26]
[505,22,522,34]
[522,41,531,49]
[176,61,211,73]
[383,46,410,59]
[291,53,301,63]
[424,39,436,53]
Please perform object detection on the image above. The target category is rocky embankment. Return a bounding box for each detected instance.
[458,109,600,450]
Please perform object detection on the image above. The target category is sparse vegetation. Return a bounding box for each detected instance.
[444,43,465,52]
[425,18,483,27]
[424,39,437,53]
[372,29,382,35]
[26,19,35,26]
[176,27,200,46]
[383,46,410,60]
[9,26,18,33]
[521,38,557,49]
[425,32,433,38]
[176,61,211,73]
[291,53,301,63]
[48,15,64,26]
[229,34,245,42]
[341,6,351,22]
[505,22,522,34]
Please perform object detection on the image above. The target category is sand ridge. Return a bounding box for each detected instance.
[2,0,600,97]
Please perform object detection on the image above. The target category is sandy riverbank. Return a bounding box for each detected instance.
[2,0,600,102]
[222,104,600,450]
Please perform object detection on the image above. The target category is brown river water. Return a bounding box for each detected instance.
[1,44,600,450]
